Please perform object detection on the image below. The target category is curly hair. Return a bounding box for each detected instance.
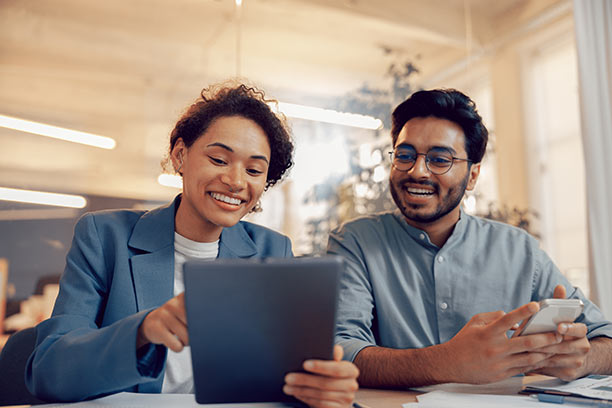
[165,82,294,190]
[391,89,488,164]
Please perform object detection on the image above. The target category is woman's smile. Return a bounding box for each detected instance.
[208,191,246,208]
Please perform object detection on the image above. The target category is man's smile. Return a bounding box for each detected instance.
[400,180,438,199]
[405,187,435,197]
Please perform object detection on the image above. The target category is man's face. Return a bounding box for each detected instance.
[389,116,480,227]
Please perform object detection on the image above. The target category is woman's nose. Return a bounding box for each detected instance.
[220,165,246,192]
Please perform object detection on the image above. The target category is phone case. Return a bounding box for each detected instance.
[519,298,584,336]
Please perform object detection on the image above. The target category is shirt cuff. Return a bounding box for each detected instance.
[336,337,376,362]
[587,325,612,340]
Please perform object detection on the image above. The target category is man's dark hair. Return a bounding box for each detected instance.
[391,89,488,163]
[166,82,294,189]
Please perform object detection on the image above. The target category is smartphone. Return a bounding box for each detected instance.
[517,298,584,336]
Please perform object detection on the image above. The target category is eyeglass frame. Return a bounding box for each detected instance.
[388,146,473,175]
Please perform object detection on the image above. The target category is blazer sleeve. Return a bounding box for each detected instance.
[283,235,293,258]
[25,213,166,402]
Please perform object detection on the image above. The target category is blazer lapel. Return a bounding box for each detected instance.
[128,197,178,311]
[218,222,258,259]
[126,198,261,307]
[130,249,174,310]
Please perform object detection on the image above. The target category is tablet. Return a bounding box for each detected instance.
[183,256,343,405]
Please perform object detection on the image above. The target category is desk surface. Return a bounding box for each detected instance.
[4,376,550,408]
[356,387,418,407]
[1,389,418,408]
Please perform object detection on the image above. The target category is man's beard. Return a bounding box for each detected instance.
[390,172,469,224]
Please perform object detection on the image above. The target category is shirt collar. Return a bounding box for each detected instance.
[392,207,468,249]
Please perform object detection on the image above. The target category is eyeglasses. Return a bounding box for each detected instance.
[389,146,472,175]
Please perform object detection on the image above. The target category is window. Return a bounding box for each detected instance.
[523,34,590,296]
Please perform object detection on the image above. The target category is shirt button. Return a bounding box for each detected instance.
[419,233,425,240]
[437,255,444,263]
[440,302,448,310]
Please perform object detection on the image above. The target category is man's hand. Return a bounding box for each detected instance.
[441,302,563,384]
[283,345,359,408]
[529,285,591,380]
[137,293,188,352]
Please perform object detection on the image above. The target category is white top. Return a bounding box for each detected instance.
[161,232,219,394]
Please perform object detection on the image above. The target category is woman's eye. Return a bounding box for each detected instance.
[208,156,226,165]
[246,168,264,176]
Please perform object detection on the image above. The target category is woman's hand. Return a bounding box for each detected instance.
[283,345,360,408]
[137,293,189,352]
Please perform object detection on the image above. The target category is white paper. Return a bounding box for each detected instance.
[401,390,543,407]
[36,392,295,407]
[526,374,612,400]
[411,375,525,396]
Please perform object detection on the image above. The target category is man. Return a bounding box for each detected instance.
[328,89,612,388]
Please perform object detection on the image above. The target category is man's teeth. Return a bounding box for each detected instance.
[210,192,242,205]
[407,188,434,196]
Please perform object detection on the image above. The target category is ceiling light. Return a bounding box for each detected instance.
[270,102,383,130]
[0,114,116,149]
[0,187,87,208]
[158,174,182,189]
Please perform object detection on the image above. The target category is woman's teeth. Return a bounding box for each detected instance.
[210,192,242,205]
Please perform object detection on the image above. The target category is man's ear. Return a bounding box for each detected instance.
[171,139,186,174]
[466,162,480,191]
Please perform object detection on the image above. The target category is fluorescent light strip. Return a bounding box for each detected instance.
[0,208,79,221]
[0,114,116,149]
[0,187,87,208]
[158,174,183,189]
[270,102,383,130]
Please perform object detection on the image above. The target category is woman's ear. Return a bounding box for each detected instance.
[171,139,186,175]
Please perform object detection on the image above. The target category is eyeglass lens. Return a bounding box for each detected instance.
[392,147,454,174]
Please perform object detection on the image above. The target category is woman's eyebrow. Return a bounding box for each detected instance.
[207,142,269,164]
[251,155,269,164]
[207,142,233,152]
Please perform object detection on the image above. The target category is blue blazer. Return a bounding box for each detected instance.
[26,196,292,402]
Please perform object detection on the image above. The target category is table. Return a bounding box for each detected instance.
[3,376,551,408]
[356,387,418,407]
[1,389,419,408]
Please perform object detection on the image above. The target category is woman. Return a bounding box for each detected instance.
[26,83,359,407]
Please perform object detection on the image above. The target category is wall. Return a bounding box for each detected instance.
[0,195,165,300]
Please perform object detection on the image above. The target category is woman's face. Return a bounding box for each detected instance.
[172,115,271,242]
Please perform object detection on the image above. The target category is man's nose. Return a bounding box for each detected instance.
[409,154,431,177]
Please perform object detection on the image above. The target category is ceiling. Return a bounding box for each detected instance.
[0,0,568,203]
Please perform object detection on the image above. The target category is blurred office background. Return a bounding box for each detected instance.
[1,0,611,335]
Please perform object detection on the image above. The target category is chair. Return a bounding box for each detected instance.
[0,327,45,405]
[33,274,61,296]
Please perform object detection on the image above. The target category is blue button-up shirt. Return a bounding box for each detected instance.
[328,209,612,362]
